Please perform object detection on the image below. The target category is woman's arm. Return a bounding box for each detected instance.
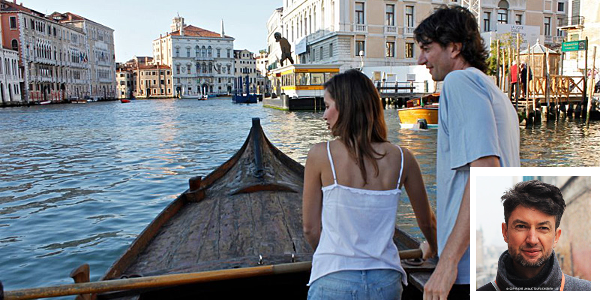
[302,144,324,251]
[401,148,438,258]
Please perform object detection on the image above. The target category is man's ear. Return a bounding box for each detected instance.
[502,222,508,243]
[553,228,562,247]
[449,42,463,58]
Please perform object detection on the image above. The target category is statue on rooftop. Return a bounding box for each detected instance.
[274,32,294,67]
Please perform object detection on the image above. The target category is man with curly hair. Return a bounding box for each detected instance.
[414,6,521,299]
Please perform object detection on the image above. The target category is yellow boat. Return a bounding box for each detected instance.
[397,94,439,129]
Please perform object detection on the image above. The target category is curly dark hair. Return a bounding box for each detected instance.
[501,180,566,229]
[414,6,488,72]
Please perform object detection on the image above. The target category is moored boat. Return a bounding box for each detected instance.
[397,93,439,129]
[120,99,131,103]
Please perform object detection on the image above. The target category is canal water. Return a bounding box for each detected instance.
[1,98,599,292]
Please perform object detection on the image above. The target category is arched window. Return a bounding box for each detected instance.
[202,46,206,57]
[208,46,212,57]
[498,0,509,24]
[195,45,200,57]
[202,62,207,73]
[11,39,18,52]
[196,62,200,74]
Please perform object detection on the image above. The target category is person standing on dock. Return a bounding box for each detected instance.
[520,62,532,98]
[414,6,520,300]
[510,61,520,101]
[303,69,438,299]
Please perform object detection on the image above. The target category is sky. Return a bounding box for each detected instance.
[20,0,283,63]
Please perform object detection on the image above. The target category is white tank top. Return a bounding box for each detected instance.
[308,141,408,286]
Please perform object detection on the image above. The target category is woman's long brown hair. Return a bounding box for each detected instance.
[323,69,388,185]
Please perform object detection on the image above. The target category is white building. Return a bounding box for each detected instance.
[153,16,235,97]
[269,0,572,72]
[0,47,23,105]
[266,7,284,72]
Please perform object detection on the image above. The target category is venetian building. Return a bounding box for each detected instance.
[271,0,571,71]
[153,16,235,97]
[133,64,173,99]
[50,12,117,100]
[1,0,89,102]
[116,63,133,99]
[0,4,24,105]
[234,49,261,94]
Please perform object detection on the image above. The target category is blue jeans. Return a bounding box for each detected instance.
[308,269,403,300]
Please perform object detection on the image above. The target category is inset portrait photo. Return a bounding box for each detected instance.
[471,167,596,298]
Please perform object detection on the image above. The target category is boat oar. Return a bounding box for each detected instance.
[1,249,422,300]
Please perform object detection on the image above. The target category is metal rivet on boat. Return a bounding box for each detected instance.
[258,254,264,265]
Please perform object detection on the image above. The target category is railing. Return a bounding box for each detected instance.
[558,16,585,28]
[375,81,427,94]
[404,27,414,35]
[385,25,397,34]
[526,75,585,104]
[354,24,367,32]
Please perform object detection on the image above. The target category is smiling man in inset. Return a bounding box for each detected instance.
[478,180,591,291]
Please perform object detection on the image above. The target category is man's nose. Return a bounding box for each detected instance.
[417,52,426,65]
[525,228,540,245]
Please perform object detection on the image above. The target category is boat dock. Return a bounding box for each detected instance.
[376,81,429,108]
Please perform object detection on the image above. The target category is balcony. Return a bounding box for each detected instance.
[553,36,566,44]
[385,25,398,35]
[404,26,415,36]
[354,24,367,33]
[558,16,585,30]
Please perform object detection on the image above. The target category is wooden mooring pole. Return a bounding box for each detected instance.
[586,46,597,125]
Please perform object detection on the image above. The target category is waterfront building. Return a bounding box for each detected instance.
[116,56,173,99]
[1,0,88,103]
[133,64,173,99]
[234,49,262,94]
[0,24,23,105]
[153,16,235,97]
[116,65,133,99]
[0,0,116,104]
[50,12,117,100]
[268,0,571,72]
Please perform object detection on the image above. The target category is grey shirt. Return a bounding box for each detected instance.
[437,67,520,284]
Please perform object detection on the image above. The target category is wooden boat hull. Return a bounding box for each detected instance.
[97,118,432,299]
[397,107,438,128]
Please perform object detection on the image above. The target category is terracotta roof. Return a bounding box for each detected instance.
[170,25,232,39]
[1,0,45,18]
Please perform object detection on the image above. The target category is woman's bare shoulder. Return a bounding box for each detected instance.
[306,142,329,162]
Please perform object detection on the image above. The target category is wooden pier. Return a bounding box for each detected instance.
[375,81,428,108]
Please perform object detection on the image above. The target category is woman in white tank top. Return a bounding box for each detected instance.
[303,69,438,299]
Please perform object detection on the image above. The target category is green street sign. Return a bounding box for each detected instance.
[562,40,587,52]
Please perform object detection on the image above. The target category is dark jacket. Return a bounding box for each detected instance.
[478,250,591,291]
